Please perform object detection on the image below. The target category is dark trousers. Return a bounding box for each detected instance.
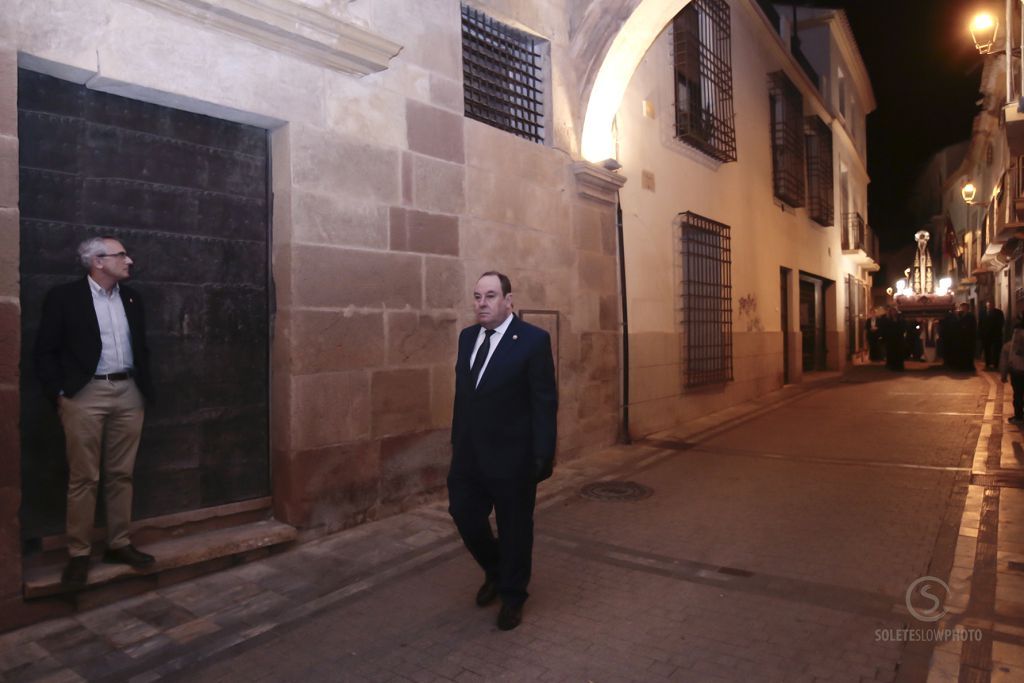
[984,339,1002,368]
[1012,372,1024,420]
[448,456,537,608]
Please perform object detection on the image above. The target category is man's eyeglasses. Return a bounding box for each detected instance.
[97,252,129,260]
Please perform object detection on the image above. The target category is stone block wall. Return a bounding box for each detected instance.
[0,12,23,619]
[255,0,622,531]
[1,0,626,627]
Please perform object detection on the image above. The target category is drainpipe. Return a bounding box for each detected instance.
[616,196,631,444]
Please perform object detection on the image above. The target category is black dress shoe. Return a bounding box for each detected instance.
[475,578,498,607]
[103,544,155,568]
[497,603,522,631]
[61,556,90,588]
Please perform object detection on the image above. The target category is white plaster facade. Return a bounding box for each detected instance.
[614,2,876,437]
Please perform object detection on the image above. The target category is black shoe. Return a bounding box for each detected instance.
[497,603,522,631]
[103,544,155,568]
[476,578,498,607]
[61,556,90,588]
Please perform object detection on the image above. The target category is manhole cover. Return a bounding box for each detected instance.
[579,481,653,502]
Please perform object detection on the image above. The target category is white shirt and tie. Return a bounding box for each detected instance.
[469,313,514,388]
[87,275,134,375]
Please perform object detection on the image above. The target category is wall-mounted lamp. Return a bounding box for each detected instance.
[935,277,953,296]
[962,182,978,204]
[970,12,998,54]
[886,286,894,297]
[896,279,908,295]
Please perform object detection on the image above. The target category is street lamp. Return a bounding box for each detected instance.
[962,182,978,204]
[971,11,999,54]
[967,4,1022,105]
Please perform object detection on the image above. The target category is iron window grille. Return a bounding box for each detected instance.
[680,211,733,387]
[461,5,544,143]
[672,0,737,163]
[769,71,805,207]
[804,115,833,226]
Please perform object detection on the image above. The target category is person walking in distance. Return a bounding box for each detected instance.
[448,271,557,631]
[35,236,156,588]
[1001,317,1024,426]
[980,301,1006,370]
[879,306,907,371]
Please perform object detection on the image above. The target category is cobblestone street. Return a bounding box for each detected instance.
[4,364,1024,682]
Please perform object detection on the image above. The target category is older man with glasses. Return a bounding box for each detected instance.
[35,235,156,588]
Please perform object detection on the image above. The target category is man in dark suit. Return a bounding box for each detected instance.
[956,302,978,372]
[35,236,156,588]
[980,301,1006,370]
[449,271,557,631]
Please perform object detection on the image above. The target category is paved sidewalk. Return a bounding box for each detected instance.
[1,364,1019,682]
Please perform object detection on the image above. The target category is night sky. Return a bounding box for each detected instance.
[805,0,983,251]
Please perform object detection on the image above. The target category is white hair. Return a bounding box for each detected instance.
[77,237,110,270]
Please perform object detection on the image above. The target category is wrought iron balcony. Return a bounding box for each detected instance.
[791,39,819,90]
[755,0,781,34]
[842,212,879,269]
[841,212,864,251]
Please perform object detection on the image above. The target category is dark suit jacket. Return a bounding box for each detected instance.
[34,277,153,404]
[451,315,557,480]
[981,308,1005,343]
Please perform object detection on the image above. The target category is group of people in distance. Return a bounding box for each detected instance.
[868,302,1002,373]
[869,300,1024,426]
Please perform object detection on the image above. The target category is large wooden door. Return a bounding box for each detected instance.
[18,70,271,538]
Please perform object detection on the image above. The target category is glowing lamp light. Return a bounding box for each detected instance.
[886,287,894,297]
[581,1,685,161]
[962,182,977,204]
[970,12,998,54]
[896,279,908,295]
[936,277,953,296]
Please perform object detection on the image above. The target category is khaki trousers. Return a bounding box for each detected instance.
[58,378,145,557]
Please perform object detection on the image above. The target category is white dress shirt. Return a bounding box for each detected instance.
[469,313,514,388]
[88,276,134,374]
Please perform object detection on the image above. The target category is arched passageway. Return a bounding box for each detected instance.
[576,0,693,161]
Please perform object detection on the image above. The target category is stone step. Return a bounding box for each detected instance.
[23,520,297,599]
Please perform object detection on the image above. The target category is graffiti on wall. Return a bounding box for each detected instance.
[739,293,764,332]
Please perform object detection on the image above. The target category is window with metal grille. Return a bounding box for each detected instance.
[461,5,544,143]
[769,71,805,207]
[672,0,736,163]
[680,211,733,387]
[804,115,833,226]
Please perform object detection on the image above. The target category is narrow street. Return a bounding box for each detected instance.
[3,364,1024,682]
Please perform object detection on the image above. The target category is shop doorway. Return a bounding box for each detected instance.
[799,274,828,371]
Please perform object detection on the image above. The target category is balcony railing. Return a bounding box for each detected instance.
[841,212,864,251]
[791,39,819,90]
[842,212,878,262]
[755,0,780,34]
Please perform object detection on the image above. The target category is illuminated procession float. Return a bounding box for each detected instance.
[885,230,955,362]
[891,230,954,314]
